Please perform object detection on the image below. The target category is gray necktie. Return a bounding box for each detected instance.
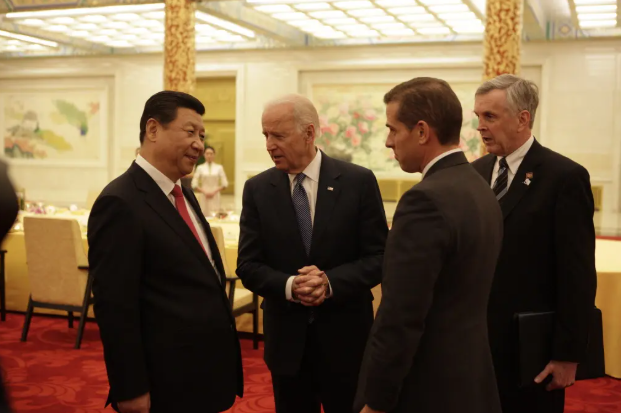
[493,157,509,201]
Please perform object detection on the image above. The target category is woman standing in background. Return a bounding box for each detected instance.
[192,145,228,217]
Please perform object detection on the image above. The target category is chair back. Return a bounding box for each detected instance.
[23,216,88,307]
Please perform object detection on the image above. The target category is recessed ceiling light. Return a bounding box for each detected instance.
[272,12,309,20]
[294,2,332,10]
[18,19,45,26]
[254,5,294,13]
[579,19,617,27]
[381,28,415,36]
[348,9,386,16]
[576,5,617,12]
[309,10,347,18]
[333,1,374,9]
[417,26,451,34]
[46,25,68,32]
[323,17,358,25]
[360,16,395,23]
[577,12,617,20]
[399,14,435,22]
[79,15,107,23]
[387,6,425,14]
[49,17,75,24]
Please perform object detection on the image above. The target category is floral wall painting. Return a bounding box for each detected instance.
[311,82,482,172]
[2,89,106,166]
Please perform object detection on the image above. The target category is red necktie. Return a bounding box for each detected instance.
[171,185,205,252]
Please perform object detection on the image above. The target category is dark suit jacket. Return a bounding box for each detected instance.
[355,152,503,413]
[236,152,387,376]
[88,162,243,413]
[0,161,17,413]
[472,139,597,394]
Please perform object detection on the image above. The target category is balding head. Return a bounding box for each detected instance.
[264,94,321,140]
[262,94,319,173]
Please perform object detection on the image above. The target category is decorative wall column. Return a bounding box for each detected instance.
[482,0,523,81]
[164,0,196,94]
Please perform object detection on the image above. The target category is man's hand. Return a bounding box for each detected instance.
[293,266,329,306]
[534,360,578,391]
[360,405,385,413]
[117,392,150,413]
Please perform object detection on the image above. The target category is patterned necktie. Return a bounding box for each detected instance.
[292,173,312,256]
[493,157,509,201]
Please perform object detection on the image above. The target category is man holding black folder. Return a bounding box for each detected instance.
[472,74,597,413]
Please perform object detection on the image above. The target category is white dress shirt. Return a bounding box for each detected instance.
[422,148,463,178]
[284,150,332,301]
[490,136,534,189]
[135,155,216,269]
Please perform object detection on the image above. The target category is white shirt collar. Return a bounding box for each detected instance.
[499,135,534,173]
[422,148,463,178]
[135,154,181,196]
[288,149,322,184]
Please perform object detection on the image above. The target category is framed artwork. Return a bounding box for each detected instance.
[311,82,482,173]
[0,79,109,167]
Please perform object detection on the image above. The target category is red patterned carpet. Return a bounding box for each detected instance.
[0,314,619,413]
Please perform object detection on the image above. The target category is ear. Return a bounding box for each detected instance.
[305,124,316,143]
[517,110,531,131]
[417,121,431,145]
[145,118,158,143]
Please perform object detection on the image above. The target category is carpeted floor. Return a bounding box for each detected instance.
[0,314,619,413]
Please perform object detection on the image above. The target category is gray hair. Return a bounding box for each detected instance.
[264,94,321,139]
[476,74,539,129]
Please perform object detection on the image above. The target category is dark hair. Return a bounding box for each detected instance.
[139,90,205,144]
[204,145,215,154]
[384,77,462,146]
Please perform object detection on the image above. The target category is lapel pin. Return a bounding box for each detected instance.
[526,172,533,179]
[327,186,334,191]
[524,178,531,186]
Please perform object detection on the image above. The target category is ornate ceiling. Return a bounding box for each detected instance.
[0,0,618,57]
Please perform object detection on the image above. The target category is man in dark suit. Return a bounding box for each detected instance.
[88,91,243,413]
[354,78,503,413]
[237,94,388,413]
[472,74,597,413]
[0,160,18,413]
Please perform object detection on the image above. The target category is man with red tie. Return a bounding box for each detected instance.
[88,91,243,413]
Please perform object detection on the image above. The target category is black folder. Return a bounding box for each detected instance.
[515,308,605,388]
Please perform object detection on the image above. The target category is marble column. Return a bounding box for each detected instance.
[482,0,523,80]
[164,0,196,94]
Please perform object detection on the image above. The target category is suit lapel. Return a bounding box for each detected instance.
[476,154,496,185]
[183,187,227,285]
[500,139,545,220]
[130,164,219,277]
[270,170,307,257]
[311,154,340,256]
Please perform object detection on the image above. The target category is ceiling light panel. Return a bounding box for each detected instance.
[5,3,257,50]
[248,0,486,39]
[571,0,618,30]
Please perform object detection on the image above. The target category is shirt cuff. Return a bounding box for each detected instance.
[286,275,298,302]
[325,275,333,299]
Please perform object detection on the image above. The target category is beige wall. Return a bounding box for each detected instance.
[1,40,620,216]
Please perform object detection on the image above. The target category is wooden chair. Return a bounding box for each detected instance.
[210,225,260,349]
[21,216,93,349]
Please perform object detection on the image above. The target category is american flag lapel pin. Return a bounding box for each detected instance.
[327,186,334,191]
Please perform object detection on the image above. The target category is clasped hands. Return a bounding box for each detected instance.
[292,265,329,307]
